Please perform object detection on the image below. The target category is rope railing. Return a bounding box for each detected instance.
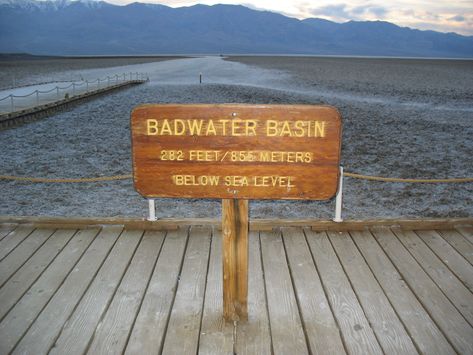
[0,72,148,113]
[0,171,472,184]
[344,172,473,183]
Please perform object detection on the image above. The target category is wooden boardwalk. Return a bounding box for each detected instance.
[0,79,146,130]
[0,220,472,354]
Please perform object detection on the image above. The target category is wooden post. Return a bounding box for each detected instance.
[222,198,249,321]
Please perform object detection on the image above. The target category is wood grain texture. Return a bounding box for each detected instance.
[372,227,473,354]
[0,228,55,287]
[12,226,123,355]
[0,229,98,355]
[161,226,211,355]
[456,225,473,244]
[85,231,164,355]
[235,232,272,355]
[260,230,309,355]
[2,217,471,232]
[125,228,189,355]
[437,229,473,264]
[49,229,143,355]
[222,199,248,321]
[0,224,17,242]
[282,227,346,355]
[351,230,455,355]
[416,229,473,292]
[0,225,35,261]
[0,229,75,320]
[131,104,341,200]
[392,228,473,325]
[328,230,418,354]
[198,229,234,355]
[305,229,383,355]
[2,223,472,355]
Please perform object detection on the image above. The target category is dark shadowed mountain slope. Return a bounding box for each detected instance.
[0,0,472,57]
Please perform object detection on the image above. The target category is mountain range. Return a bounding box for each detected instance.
[1,0,472,57]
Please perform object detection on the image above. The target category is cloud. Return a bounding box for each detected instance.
[450,15,466,22]
[310,4,350,20]
[352,5,387,17]
[310,3,387,21]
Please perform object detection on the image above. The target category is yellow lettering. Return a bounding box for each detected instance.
[294,121,305,137]
[232,119,242,136]
[188,120,204,135]
[260,151,270,162]
[206,120,217,135]
[266,120,278,136]
[146,119,158,135]
[174,119,185,135]
[160,119,172,135]
[246,120,257,136]
[314,121,326,137]
[279,121,293,137]
[219,120,229,136]
[304,152,312,163]
[172,175,220,186]
[209,175,220,185]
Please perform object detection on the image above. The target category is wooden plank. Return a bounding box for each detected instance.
[0,228,99,354]
[1,216,472,232]
[222,198,248,321]
[393,228,473,325]
[305,229,382,355]
[456,225,473,244]
[351,230,455,354]
[372,227,473,354]
[131,104,341,200]
[0,224,17,242]
[48,229,143,355]
[260,230,309,355]
[0,225,35,261]
[328,230,418,354]
[0,229,76,320]
[161,226,211,355]
[124,228,189,355]
[12,226,123,355]
[416,229,473,292]
[282,227,346,355]
[198,229,234,355]
[0,228,55,287]
[437,229,473,264]
[83,231,164,355]
[235,231,272,355]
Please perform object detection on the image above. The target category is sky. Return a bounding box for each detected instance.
[99,0,473,35]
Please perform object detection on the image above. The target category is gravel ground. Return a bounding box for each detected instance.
[0,56,472,219]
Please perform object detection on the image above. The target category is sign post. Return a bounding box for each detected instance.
[131,104,342,321]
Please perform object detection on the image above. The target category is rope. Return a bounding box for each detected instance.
[0,73,146,101]
[344,172,473,183]
[1,172,472,184]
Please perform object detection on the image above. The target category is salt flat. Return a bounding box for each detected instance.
[0,56,471,219]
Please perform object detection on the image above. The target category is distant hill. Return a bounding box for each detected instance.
[0,0,472,57]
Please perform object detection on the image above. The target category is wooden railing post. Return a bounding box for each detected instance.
[222,199,249,321]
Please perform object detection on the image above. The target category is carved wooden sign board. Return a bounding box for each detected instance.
[131,104,342,200]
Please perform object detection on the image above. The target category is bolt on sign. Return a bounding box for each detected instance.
[131,104,342,200]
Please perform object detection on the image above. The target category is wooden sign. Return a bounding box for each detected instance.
[131,104,342,200]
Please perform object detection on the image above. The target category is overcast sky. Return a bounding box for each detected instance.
[100,0,473,35]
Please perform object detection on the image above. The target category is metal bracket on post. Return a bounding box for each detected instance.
[334,166,344,222]
[147,199,157,221]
